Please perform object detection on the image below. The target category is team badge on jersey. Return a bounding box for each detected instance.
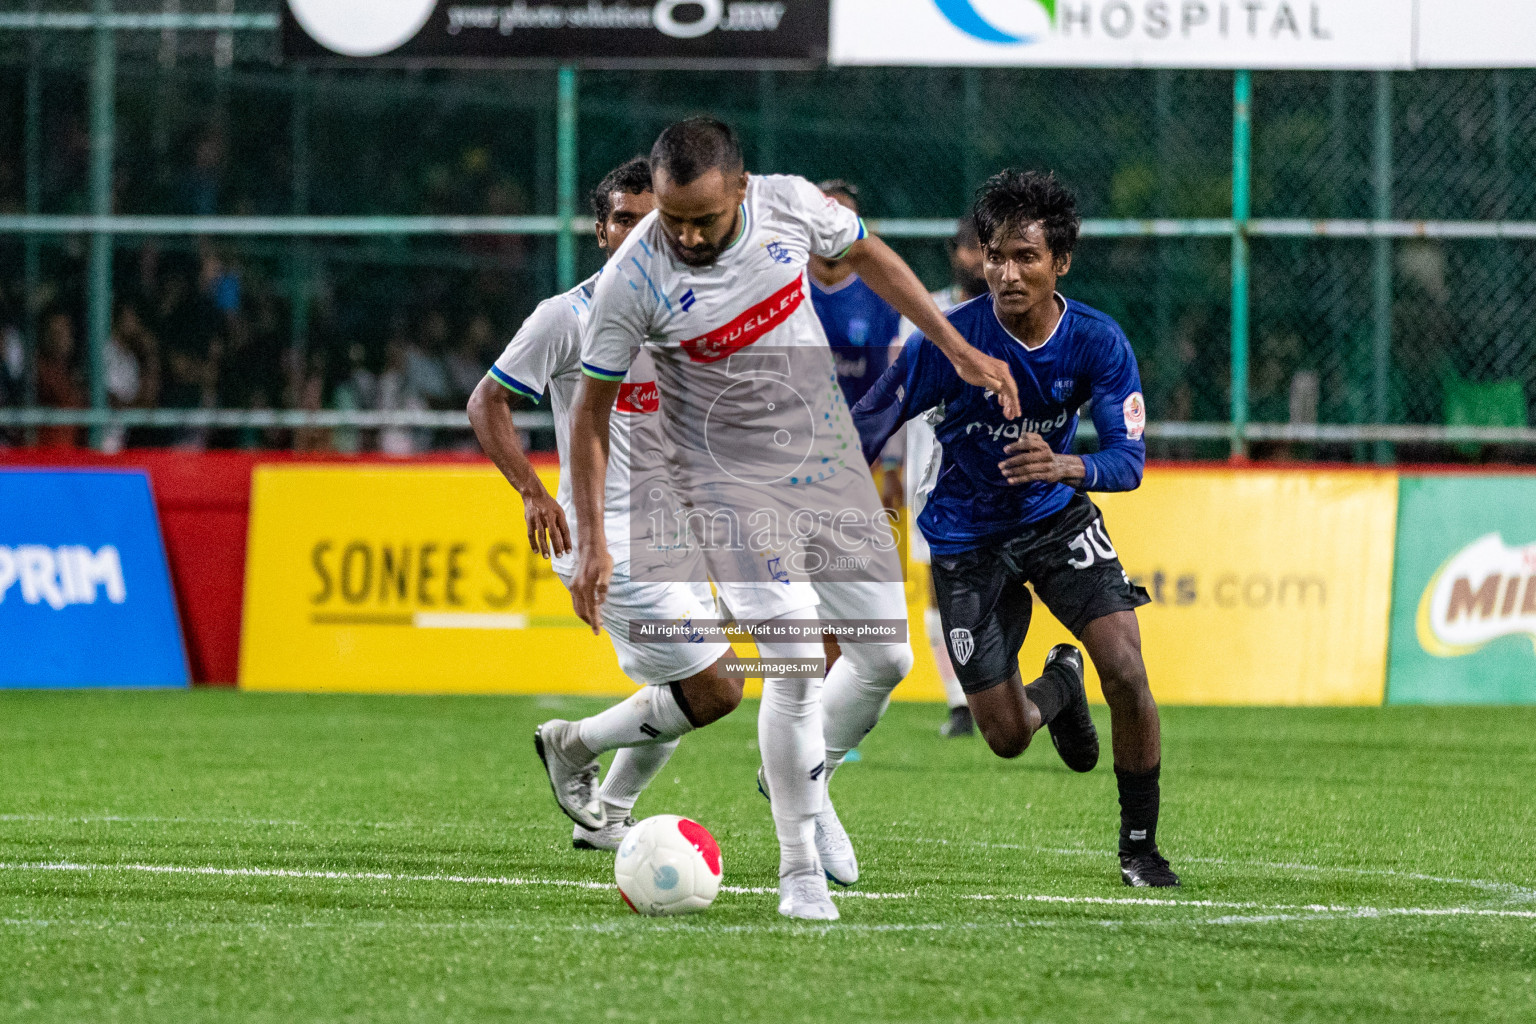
[1051,378,1075,403]
[1123,391,1147,441]
[764,239,794,265]
[948,628,974,666]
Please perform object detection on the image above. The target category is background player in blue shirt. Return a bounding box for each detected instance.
[853,169,1178,888]
[808,180,903,412]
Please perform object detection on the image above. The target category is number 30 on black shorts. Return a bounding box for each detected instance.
[930,493,1151,694]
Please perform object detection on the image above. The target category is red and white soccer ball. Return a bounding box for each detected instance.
[614,815,723,916]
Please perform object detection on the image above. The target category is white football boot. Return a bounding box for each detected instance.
[813,795,859,887]
[778,870,840,921]
[572,812,636,852]
[533,720,604,831]
[757,766,859,887]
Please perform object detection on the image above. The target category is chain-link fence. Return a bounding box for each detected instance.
[1,4,1534,461]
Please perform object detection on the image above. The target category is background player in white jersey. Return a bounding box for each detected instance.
[467,158,734,854]
[566,119,1022,920]
[894,219,990,738]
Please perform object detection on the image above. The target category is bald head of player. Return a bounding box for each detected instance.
[649,117,749,267]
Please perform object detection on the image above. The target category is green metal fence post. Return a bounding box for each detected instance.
[556,64,579,292]
[1229,69,1251,460]
[22,0,42,437]
[757,69,777,173]
[289,65,311,360]
[1371,71,1393,464]
[86,0,116,449]
[962,68,981,200]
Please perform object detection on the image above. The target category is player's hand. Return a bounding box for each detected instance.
[951,347,1021,420]
[570,547,614,634]
[999,433,1082,486]
[523,491,572,560]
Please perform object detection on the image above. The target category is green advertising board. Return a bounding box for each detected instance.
[1388,475,1536,704]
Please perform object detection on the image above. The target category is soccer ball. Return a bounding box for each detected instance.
[614,814,723,916]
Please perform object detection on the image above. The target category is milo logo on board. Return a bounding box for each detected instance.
[1416,534,1536,658]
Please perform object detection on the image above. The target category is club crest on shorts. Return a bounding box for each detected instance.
[948,628,975,666]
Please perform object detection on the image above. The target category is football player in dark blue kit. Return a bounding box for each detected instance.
[808,180,903,411]
[852,170,1178,888]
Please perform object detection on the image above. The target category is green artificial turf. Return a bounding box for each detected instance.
[2,692,1534,1023]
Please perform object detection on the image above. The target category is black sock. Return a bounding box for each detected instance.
[1116,763,1161,856]
[1023,664,1075,726]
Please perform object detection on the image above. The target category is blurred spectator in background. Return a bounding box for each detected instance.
[448,312,496,405]
[376,329,430,456]
[1,297,27,445]
[104,302,162,452]
[808,180,901,411]
[330,343,378,456]
[179,130,226,216]
[152,253,222,447]
[37,310,85,448]
[408,309,453,409]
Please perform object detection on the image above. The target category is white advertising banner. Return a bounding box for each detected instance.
[830,0,1415,68]
[1416,0,1536,68]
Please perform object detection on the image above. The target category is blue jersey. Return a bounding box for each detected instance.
[809,274,901,407]
[852,294,1147,555]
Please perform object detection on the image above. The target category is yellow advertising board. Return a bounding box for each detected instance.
[947,468,1396,707]
[241,465,643,694]
[242,465,1396,705]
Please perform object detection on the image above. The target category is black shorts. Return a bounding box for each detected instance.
[930,493,1150,694]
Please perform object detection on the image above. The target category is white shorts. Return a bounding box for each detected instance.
[714,580,820,627]
[905,415,942,566]
[715,579,907,647]
[813,579,910,645]
[558,570,731,686]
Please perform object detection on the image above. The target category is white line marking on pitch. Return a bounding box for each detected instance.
[0,813,551,833]
[0,862,905,899]
[962,892,1536,920]
[890,834,1536,902]
[13,814,1536,910]
[4,861,1534,922]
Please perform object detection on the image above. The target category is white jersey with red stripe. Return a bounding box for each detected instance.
[580,173,871,497]
[489,272,667,576]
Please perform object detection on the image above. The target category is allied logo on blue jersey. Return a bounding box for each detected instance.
[679,288,697,312]
[1051,378,1074,403]
[764,239,794,265]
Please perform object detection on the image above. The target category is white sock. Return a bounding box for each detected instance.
[927,606,966,709]
[822,641,912,774]
[599,740,679,815]
[756,630,827,879]
[576,686,694,756]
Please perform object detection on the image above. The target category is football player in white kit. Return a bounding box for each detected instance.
[895,218,992,738]
[468,158,734,854]
[562,119,1022,920]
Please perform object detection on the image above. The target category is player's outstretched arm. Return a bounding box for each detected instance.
[841,234,1021,420]
[468,376,572,560]
[569,375,622,633]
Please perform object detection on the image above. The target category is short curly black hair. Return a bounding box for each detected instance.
[590,157,653,221]
[972,169,1080,263]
